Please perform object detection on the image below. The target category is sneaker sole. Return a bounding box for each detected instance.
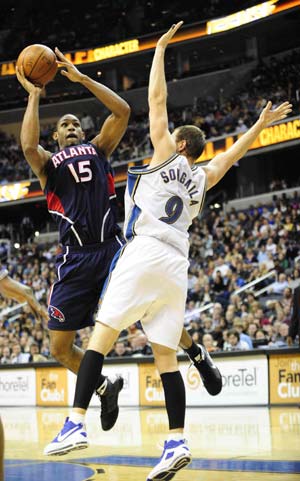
[44,441,89,456]
[147,455,191,480]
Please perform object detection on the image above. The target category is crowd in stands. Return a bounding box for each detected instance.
[1,47,300,186]
[0,9,300,363]
[0,0,260,63]
[0,190,299,364]
[0,130,30,184]
[185,191,300,352]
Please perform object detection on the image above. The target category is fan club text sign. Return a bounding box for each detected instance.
[36,367,68,406]
[269,353,300,404]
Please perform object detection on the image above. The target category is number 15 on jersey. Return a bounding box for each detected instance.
[68,160,92,183]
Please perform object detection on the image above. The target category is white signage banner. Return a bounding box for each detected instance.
[0,369,36,406]
[181,355,269,406]
[68,363,139,407]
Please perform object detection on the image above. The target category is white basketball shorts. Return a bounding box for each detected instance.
[96,235,189,350]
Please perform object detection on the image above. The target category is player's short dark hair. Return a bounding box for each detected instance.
[227,328,240,341]
[56,114,81,130]
[174,125,206,159]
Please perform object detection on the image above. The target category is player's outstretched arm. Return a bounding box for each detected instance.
[16,66,51,189]
[0,275,49,323]
[55,47,130,158]
[203,101,292,190]
[148,22,183,167]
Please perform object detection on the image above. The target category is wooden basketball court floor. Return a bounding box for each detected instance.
[2,405,300,481]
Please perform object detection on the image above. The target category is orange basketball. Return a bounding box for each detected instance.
[16,44,57,87]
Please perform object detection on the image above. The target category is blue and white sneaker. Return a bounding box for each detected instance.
[147,438,191,480]
[43,417,89,456]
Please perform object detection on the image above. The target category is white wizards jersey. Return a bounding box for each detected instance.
[123,153,207,257]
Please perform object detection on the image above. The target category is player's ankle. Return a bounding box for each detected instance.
[69,411,85,425]
[167,432,184,442]
[184,341,202,360]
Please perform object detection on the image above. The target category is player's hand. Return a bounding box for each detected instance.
[15,65,43,95]
[55,47,85,83]
[258,101,292,128]
[157,21,183,49]
[0,276,49,323]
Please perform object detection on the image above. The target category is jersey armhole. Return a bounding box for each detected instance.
[42,157,53,193]
[89,141,106,160]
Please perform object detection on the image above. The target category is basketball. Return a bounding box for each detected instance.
[16,44,57,87]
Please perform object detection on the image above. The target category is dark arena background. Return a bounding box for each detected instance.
[0,1,300,481]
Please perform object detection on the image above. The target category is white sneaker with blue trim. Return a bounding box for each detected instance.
[147,438,191,480]
[43,417,89,456]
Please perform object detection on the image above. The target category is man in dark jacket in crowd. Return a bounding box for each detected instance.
[288,285,300,346]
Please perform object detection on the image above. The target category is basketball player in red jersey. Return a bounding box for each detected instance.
[16,49,131,430]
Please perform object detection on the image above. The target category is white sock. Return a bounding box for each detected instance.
[167,432,184,442]
[69,412,85,425]
[96,378,108,395]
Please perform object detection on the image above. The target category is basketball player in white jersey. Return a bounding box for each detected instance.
[44,22,292,480]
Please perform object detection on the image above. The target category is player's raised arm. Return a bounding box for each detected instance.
[203,101,292,190]
[55,47,130,158]
[148,22,183,167]
[16,66,51,189]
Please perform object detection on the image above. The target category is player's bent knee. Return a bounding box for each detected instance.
[50,343,72,363]
[151,343,178,374]
[89,321,120,355]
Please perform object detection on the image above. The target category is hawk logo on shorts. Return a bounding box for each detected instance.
[49,305,65,323]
